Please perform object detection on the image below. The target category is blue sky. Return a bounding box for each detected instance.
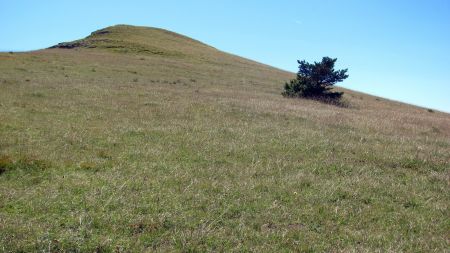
[1,0,449,112]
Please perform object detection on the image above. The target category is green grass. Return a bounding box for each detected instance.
[0,25,449,252]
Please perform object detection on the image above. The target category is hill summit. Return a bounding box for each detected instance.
[50,25,215,57]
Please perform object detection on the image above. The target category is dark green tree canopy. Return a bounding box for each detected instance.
[283,57,348,100]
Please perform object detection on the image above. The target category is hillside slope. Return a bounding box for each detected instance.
[0,25,449,252]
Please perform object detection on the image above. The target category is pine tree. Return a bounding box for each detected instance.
[283,57,348,100]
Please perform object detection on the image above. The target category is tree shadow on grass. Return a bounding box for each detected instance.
[285,94,351,108]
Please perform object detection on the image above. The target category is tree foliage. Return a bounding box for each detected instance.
[283,57,348,100]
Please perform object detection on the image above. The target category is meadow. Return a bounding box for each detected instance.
[0,25,449,252]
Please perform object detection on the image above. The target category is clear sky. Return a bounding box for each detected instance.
[1,0,449,112]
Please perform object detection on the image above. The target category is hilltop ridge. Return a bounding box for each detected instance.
[50,25,216,56]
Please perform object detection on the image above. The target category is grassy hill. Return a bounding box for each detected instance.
[0,25,449,252]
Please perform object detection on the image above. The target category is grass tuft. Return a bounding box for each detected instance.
[0,155,50,175]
